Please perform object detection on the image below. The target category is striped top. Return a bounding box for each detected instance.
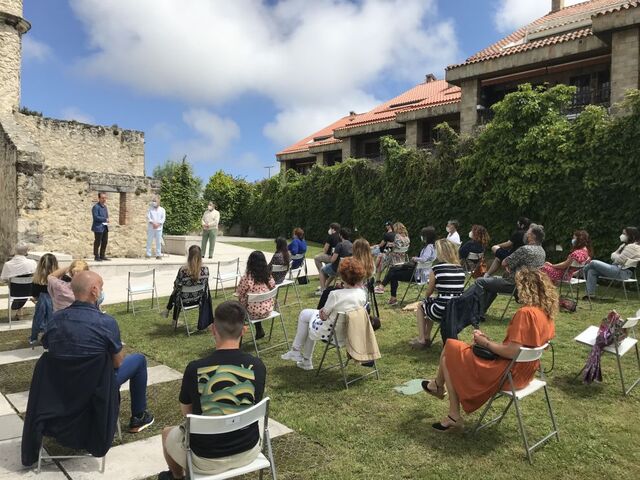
[423,262,466,322]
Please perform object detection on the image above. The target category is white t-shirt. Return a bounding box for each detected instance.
[447,231,461,245]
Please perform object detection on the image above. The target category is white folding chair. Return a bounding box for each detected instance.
[290,253,306,274]
[245,288,289,357]
[497,286,517,322]
[7,274,33,328]
[213,259,241,299]
[126,269,158,314]
[473,344,559,464]
[558,260,590,310]
[399,260,432,305]
[185,398,277,480]
[316,310,380,389]
[601,261,640,301]
[390,245,409,266]
[574,311,640,395]
[463,252,485,288]
[272,264,301,307]
[178,284,206,336]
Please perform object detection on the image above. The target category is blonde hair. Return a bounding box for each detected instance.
[515,268,559,321]
[393,222,408,237]
[435,239,460,265]
[186,245,203,281]
[33,254,58,285]
[352,238,375,279]
[68,260,89,277]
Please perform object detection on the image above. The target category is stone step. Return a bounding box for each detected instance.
[0,414,23,441]
[0,346,43,366]
[0,438,66,478]
[0,319,32,332]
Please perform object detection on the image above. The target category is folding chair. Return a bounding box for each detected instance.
[601,261,640,301]
[7,274,33,328]
[463,252,484,288]
[185,398,277,480]
[316,311,380,389]
[558,260,590,310]
[498,286,517,322]
[213,258,241,299]
[177,284,206,336]
[290,253,306,274]
[399,260,432,305]
[574,310,640,395]
[272,264,301,307]
[473,344,559,464]
[245,288,289,357]
[126,269,158,314]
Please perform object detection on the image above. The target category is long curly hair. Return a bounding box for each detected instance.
[246,251,271,285]
[471,224,491,248]
[515,268,559,321]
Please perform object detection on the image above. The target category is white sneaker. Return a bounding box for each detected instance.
[315,286,321,292]
[161,309,169,319]
[296,358,314,370]
[314,289,324,297]
[281,350,303,362]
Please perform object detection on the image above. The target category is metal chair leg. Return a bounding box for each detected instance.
[513,397,533,464]
[499,293,514,321]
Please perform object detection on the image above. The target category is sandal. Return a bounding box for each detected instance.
[432,415,463,432]
[409,338,431,349]
[421,379,446,399]
[388,297,398,305]
[374,286,385,294]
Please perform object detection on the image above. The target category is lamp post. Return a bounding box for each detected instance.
[264,165,274,178]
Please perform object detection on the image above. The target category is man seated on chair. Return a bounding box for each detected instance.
[472,224,546,318]
[317,227,353,295]
[42,271,155,434]
[159,301,266,480]
[0,242,37,318]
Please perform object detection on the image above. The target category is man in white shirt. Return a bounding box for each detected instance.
[446,219,461,245]
[1,243,37,317]
[201,202,220,259]
[146,196,166,260]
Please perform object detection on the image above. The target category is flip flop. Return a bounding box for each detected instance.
[432,415,464,432]
[421,379,446,399]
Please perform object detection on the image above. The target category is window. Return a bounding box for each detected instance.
[119,192,128,226]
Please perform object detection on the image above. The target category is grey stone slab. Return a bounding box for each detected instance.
[5,392,29,415]
[0,414,23,441]
[0,395,15,416]
[0,320,32,332]
[119,364,182,392]
[0,347,43,365]
[269,418,293,439]
[0,438,65,478]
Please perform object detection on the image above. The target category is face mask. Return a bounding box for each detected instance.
[446,226,451,233]
[328,229,333,235]
[208,206,213,211]
[97,290,105,306]
[620,234,628,243]
[420,236,425,243]
[468,231,473,239]
[571,238,576,246]
[151,201,158,208]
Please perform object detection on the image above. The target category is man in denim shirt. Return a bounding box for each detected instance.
[91,192,110,261]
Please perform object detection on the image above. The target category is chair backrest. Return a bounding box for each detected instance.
[128,269,155,279]
[290,253,305,261]
[217,258,240,275]
[181,283,206,296]
[514,343,549,363]
[9,274,33,297]
[569,260,587,268]
[466,252,484,261]
[187,397,269,435]
[270,264,288,273]
[393,246,409,254]
[623,316,639,330]
[248,287,279,303]
[415,260,433,270]
[288,267,302,279]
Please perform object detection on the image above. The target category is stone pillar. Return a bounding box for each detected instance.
[341,136,357,162]
[315,152,326,166]
[610,27,640,107]
[459,78,480,134]
[405,120,419,148]
[0,0,29,114]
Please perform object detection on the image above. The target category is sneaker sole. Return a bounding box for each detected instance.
[129,417,154,433]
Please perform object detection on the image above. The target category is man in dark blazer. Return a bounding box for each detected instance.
[91,192,110,261]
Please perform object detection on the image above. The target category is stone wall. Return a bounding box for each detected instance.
[610,27,640,106]
[0,21,21,114]
[16,114,145,176]
[0,122,18,264]
[0,0,22,17]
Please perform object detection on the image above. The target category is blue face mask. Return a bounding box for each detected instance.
[97,290,105,306]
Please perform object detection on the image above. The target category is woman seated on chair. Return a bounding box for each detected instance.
[281,257,367,371]
[288,227,307,269]
[410,239,465,349]
[162,245,209,322]
[374,222,410,285]
[29,253,58,345]
[459,224,490,273]
[269,237,291,284]
[485,217,531,277]
[375,226,437,305]
[422,268,556,432]
[582,226,640,300]
[237,251,276,340]
[542,229,592,285]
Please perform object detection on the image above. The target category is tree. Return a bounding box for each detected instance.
[157,156,202,235]
[203,170,253,228]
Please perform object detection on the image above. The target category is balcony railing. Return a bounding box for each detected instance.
[564,84,611,116]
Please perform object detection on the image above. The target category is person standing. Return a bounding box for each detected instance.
[91,192,110,261]
[201,202,220,259]
[146,196,166,260]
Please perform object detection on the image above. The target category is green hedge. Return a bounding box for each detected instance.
[245,85,640,260]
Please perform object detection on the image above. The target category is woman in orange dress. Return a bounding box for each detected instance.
[422,268,557,432]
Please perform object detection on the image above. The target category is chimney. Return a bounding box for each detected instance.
[551,0,565,13]
[425,73,437,83]
[349,110,356,116]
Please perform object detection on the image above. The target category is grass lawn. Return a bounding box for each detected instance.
[225,240,325,260]
[1,281,640,479]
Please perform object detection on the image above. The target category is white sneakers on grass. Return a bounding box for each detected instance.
[296,358,314,370]
[281,350,303,362]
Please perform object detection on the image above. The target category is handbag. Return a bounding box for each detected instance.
[297,275,309,285]
[472,343,499,360]
[559,297,577,313]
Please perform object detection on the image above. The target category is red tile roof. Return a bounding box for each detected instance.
[447,0,636,70]
[278,79,461,157]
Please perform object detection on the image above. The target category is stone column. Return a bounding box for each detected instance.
[404,120,419,148]
[341,136,357,162]
[459,78,480,134]
[0,0,29,114]
[315,152,326,166]
[610,27,640,107]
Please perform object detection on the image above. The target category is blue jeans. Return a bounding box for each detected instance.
[30,293,53,342]
[583,260,632,295]
[146,228,162,256]
[115,353,148,417]
[474,276,515,315]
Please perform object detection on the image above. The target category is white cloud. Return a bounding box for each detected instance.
[59,106,95,124]
[22,37,53,62]
[494,0,586,33]
[171,109,240,163]
[69,0,460,147]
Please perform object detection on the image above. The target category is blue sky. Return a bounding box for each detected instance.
[19,0,582,182]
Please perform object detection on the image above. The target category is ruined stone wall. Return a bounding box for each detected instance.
[16,114,146,176]
[16,166,160,259]
[0,122,18,265]
[0,21,21,114]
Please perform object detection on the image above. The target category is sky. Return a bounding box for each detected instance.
[18,0,586,182]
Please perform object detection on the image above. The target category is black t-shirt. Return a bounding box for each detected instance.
[332,240,353,270]
[325,233,341,255]
[381,231,396,252]
[510,229,526,250]
[179,349,266,458]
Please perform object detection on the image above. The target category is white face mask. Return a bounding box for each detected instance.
[208,205,213,211]
[620,234,628,243]
[571,238,577,246]
[468,231,473,239]
[420,236,425,243]
[446,226,451,233]
[328,229,333,235]
[151,201,158,208]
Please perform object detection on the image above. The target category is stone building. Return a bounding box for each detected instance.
[0,0,158,265]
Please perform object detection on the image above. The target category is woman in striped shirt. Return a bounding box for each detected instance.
[410,239,465,348]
